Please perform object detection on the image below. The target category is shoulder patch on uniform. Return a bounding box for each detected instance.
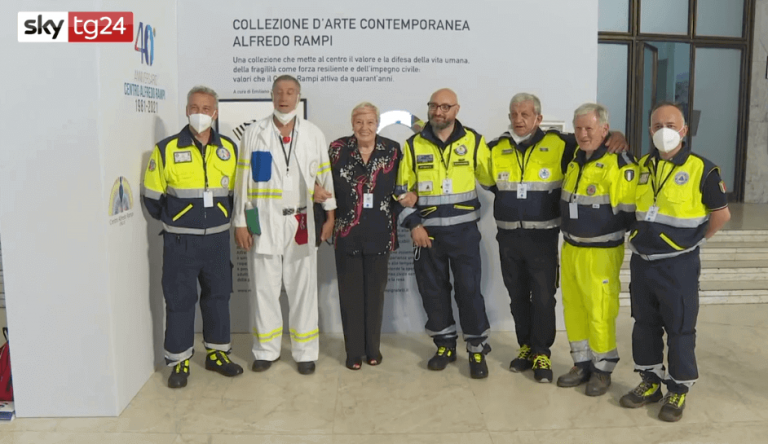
[624,169,635,182]
[148,159,156,172]
[719,180,727,193]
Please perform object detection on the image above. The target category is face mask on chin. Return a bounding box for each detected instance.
[652,127,683,153]
[272,94,301,124]
[189,113,213,134]
[273,108,298,124]
[509,125,532,145]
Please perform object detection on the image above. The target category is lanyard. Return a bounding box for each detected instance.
[437,142,453,170]
[650,158,677,203]
[514,144,536,183]
[277,118,296,174]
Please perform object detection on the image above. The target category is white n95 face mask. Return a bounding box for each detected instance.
[652,127,682,153]
[509,125,532,145]
[189,113,213,133]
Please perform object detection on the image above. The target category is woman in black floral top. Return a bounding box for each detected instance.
[328,102,402,370]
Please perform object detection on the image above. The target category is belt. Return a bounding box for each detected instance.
[282,206,307,216]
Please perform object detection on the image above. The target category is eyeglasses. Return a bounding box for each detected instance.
[427,102,458,112]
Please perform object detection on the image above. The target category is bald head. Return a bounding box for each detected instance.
[428,88,460,132]
[430,88,458,104]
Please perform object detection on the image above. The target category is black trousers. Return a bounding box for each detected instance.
[162,231,232,362]
[497,228,559,356]
[630,249,701,393]
[414,223,490,352]
[335,251,390,359]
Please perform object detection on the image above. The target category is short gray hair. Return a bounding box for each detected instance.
[509,93,541,115]
[351,102,380,123]
[187,85,219,109]
[272,74,301,93]
[573,103,609,126]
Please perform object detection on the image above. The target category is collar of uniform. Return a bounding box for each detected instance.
[421,120,467,147]
[178,124,222,148]
[575,139,609,166]
[648,141,690,167]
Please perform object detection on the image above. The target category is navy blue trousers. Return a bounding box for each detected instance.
[162,231,232,362]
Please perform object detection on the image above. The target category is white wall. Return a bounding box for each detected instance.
[99,0,179,410]
[177,0,598,334]
[0,0,177,416]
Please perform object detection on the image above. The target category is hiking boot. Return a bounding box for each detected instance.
[509,344,533,373]
[168,359,190,389]
[468,352,488,379]
[557,363,591,387]
[620,379,664,408]
[427,346,457,371]
[205,350,244,377]
[532,354,553,383]
[658,392,686,422]
[585,371,611,397]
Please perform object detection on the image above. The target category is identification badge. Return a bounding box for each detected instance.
[645,205,659,222]
[517,183,528,199]
[363,193,374,209]
[174,151,192,163]
[498,172,509,181]
[203,190,213,208]
[442,178,453,194]
[569,202,578,219]
[418,181,433,192]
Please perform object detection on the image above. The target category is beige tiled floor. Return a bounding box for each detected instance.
[1,304,766,443]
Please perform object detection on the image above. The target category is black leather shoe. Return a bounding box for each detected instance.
[469,352,489,379]
[205,350,244,377]
[168,359,190,389]
[251,357,279,372]
[427,346,457,371]
[585,371,611,396]
[297,361,316,375]
[557,363,591,388]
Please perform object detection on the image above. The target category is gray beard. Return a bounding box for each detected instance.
[430,119,452,131]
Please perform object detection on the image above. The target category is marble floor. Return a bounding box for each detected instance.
[0,304,766,443]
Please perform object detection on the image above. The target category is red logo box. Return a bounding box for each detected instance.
[68,12,133,42]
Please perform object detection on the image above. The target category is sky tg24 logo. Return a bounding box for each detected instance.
[18,12,133,42]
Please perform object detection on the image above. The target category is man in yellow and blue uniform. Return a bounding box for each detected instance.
[556,103,638,396]
[396,88,493,379]
[620,102,730,422]
[142,86,244,388]
[476,93,628,383]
